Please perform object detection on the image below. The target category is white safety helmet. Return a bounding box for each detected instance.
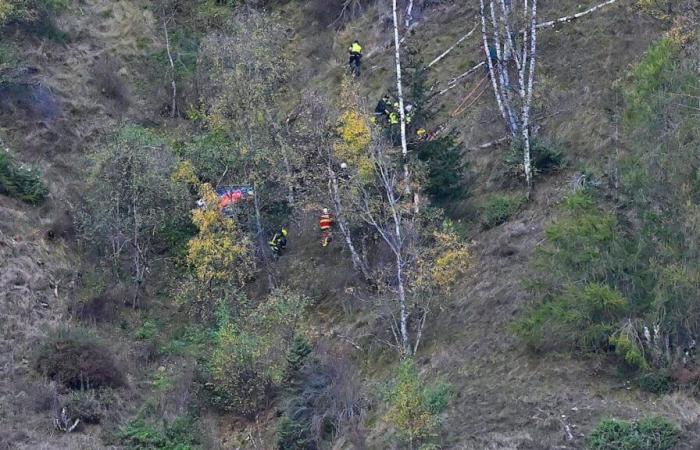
[322,208,329,214]
[340,162,348,169]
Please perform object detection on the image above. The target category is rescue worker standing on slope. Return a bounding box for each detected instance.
[269,227,288,257]
[374,94,391,124]
[348,40,363,77]
[319,208,334,247]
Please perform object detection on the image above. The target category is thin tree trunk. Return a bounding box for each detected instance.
[328,168,371,280]
[163,19,177,118]
[391,0,411,197]
[481,0,511,134]
[396,251,410,355]
[522,0,537,194]
[404,0,414,28]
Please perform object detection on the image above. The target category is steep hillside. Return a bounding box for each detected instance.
[2,0,700,449]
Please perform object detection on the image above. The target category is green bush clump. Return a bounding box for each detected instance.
[624,38,681,130]
[637,370,672,394]
[385,359,447,448]
[416,134,468,203]
[34,327,124,389]
[481,193,524,229]
[207,289,310,418]
[587,416,680,450]
[0,151,48,205]
[118,417,200,450]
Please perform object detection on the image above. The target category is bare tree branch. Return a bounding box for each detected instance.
[426,24,477,69]
[536,0,619,29]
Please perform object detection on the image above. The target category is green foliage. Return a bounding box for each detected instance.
[637,370,672,394]
[385,359,440,448]
[78,126,190,292]
[34,327,124,389]
[515,282,626,353]
[0,151,48,204]
[624,38,681,130]
[134,320,159,341]
[423,381,453,415]
[416,134,468,203]
[118,417,201,450]
[587,417,680,450]
[276,415,314,450]
[285,335,312,376]
[481,193,524,229]
[207,289,311,418]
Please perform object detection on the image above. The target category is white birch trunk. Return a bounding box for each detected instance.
[391,0,411,198]
[404,0,414,28]
[480,0,511,134]
[328,167,371,281]
[163,19,177,118]
[521,0,537,194]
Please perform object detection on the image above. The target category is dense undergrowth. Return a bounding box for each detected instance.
[517,34,700,391]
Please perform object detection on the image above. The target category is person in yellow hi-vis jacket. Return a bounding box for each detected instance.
[348,40,362,77]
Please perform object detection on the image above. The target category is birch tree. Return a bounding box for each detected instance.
[480,0,538,194]
[197,10,294,259]
[391,0,412,196]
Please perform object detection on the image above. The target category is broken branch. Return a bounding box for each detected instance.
[427,24,477,68]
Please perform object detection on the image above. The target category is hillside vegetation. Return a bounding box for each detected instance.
[1,0,700,449]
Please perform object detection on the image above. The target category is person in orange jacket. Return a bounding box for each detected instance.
[319,208,334,247]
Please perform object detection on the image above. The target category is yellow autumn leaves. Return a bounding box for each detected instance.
[173,161,254,291]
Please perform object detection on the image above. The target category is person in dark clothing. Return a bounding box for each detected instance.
[269,228,288,257]
[374,95,391,124]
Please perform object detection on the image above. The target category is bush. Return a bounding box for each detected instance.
[587,416,680,450]
[637,370,672,394]
[515,282,627,353]
[416,134,468,203]
[63,389,105,424]
[118,417,200,450]
[277,345,365,449]
[208,327,273,418]
[423,381,454,415]
[481,193,524,229]
[506,138,565,177]
[385,360,439,448]
[0,151,48,205]
[34,327,124,389]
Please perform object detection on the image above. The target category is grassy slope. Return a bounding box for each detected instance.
[277,1,700,449]
[2,0,700,449]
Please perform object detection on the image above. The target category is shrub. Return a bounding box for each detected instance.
[0,151,48,205]
[276,415,314,450]
[637,370,672,394]
[624,38,680,130]
[385,359,438,448]
[506,138,565,178]
[34,327,124,389]
[423,381,454,415]
[118,417,200,450]
[587,416,680,450]
[515,283,627,353]
[481,193,524,229]
[416,134,468,203]
[63,389,105,424]
[277,345,366,449]
[208,327,273,418]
